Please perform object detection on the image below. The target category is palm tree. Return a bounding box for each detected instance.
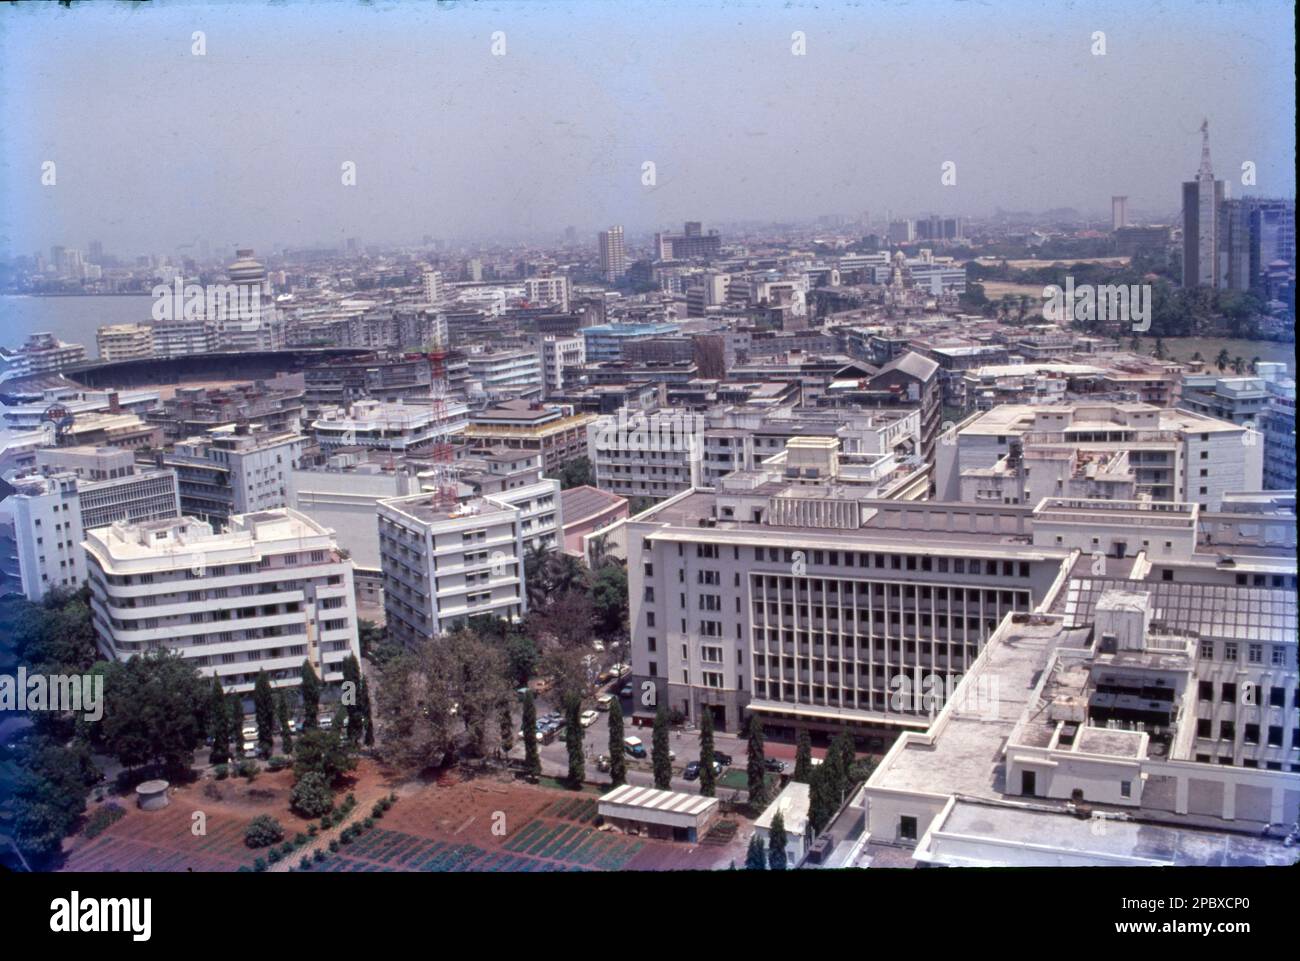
[1231,356,1246,375]
[1250,356,1261,374]
[1215,349,1231,373]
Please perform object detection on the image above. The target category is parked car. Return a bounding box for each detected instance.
[764,757,786,773]
[579,710,599,728]
[619,683,634,698]
[595,694,614,711]
[517,729,543,743]
[623,736,646,758]
[713,751,733,767]
[683,761,701,780]
[592,640,605,652]
[596,754,611,773]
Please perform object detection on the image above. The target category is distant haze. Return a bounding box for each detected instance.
[1,0,1294,255]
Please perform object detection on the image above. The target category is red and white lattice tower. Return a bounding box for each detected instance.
[425,322,459,510]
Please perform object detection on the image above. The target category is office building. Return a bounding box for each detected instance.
[599,226,627,283]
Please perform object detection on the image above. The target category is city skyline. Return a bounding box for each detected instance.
[1,0,1295,255]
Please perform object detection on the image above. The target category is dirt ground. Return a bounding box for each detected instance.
[58,759,750,873]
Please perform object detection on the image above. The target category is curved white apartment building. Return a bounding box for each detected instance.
[83,509,360,694]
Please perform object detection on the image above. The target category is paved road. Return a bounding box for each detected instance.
[509,692,761,799]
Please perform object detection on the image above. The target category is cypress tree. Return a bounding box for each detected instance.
[253,670,276,758]
[276,689,294,755]
[228,692,245,758]
[208,677,230,765]
[341,656,364,744]
[767,811,788,870]
[792,729,813,783]
[359,677,374,747]
[745,715,768,809]
[498,700,514,755]
[745,833,767,870]
[521,691,541,780]
[698,707,716,797]
[607,696,627,787]
[299,660,321,730]
[651,703,672,790]
[565,697,585,786]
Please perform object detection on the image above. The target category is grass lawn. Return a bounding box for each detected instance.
[717,769,777,794]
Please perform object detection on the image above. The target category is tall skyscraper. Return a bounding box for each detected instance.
[1182,119,1226,287]
[599,225,627,282]
[1111,196,1128,231]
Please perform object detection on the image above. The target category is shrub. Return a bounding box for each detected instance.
[238,865,252,873]
[388,792,397,804]
[267,755,290,772]
[237,759,259,780]
[213,764,229,781]
[307,824,318,836]
[371,803,384,819]
[299,856,312,870]
[363,817,375,830]
[290,771,334,819]
[328,839,339,853]
[267,848,282,864]
[83,802,126,839]
[244,815,284,849]
[293,832,308,848]
[278,841,293,856]
[314,848,326,862]
[252,858,267,872]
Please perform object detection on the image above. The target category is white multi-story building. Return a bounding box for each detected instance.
[163,425,305,527]
[599,226,627,283]
[588,408,705,503]
[83,509,361,694]
[531,335,586,396]
[524,275,571,312]
[96,324,155,363]
[465,348,543,402]
[7,447,181,601]
[938,402,1262,511]
[378,492,527,645]
[422,269,444,304]
[312,399,468,454]
[452,449,563,554]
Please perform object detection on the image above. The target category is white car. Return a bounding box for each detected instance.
[579,710,599,728]
[592,640,605,652]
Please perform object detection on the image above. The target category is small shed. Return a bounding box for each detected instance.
[597,784,720,842]
[135,779,170,811]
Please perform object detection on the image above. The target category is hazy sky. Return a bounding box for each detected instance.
[1,0,1294,256]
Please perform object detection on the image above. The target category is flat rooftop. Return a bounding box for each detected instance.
[928,799,1299,867]
[867,617,1089,800]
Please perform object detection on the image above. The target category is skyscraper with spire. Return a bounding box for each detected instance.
[1182,119,1226,287]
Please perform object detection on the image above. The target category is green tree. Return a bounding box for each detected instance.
[341,656,364,745]
[591,563,629,637]
[744,833,767,870]
[745,715,768,809]
[276,689,294,755]
[521,691,541,780]
[767,811,788,871]
[357,619,384,660]
[299,660,321,730]
[7,733,97,862]
[498,700,514,756]
[607,696,627,787]
[565,698,585,786]
[253,670,276,758]
[698,708,716,798]
[293,728,357,786]
[504,633,539,686]
[207,676,231,766]
[808,764,837,835]
[96,650,208,777]
[651,704,672,790]
[1215,348,1231,372]
[359,677,374,748]
[792,730,813,783]
[227,692,244,759]
[289,771,334,818]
